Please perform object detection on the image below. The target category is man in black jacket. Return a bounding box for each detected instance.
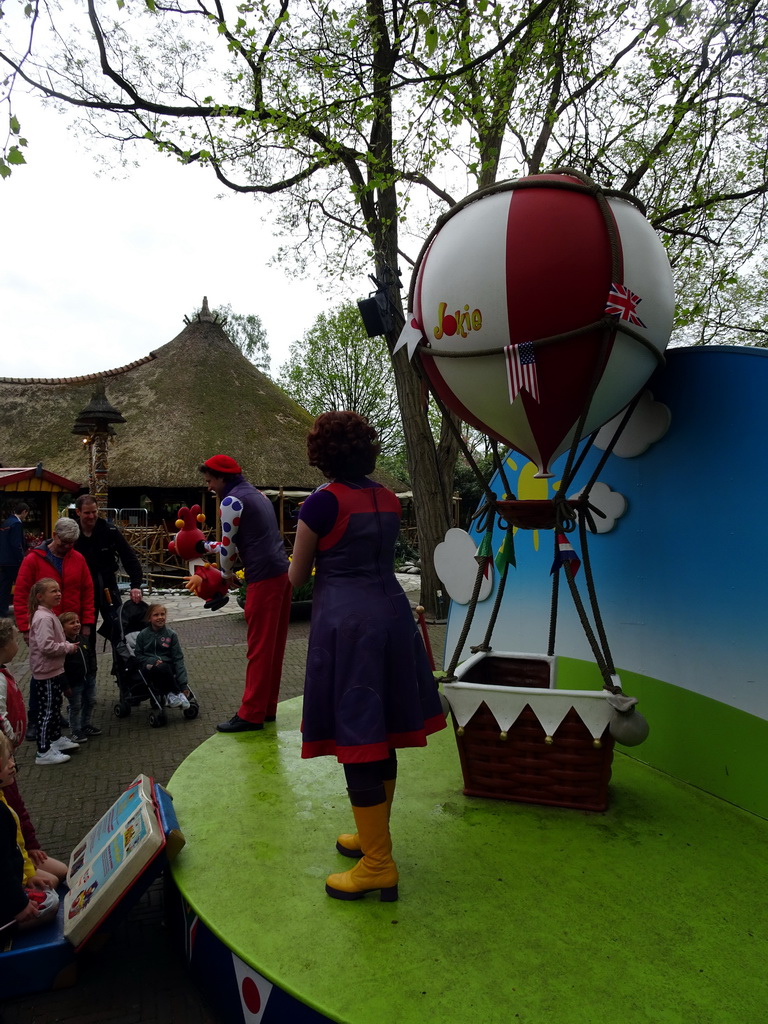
[74,496,144,634]
[73,496,144,737]
[0,502,29,617]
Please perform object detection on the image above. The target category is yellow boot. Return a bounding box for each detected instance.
[326,801,398,902]
[336,778,396,858]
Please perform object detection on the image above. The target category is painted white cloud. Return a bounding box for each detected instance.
[433,528,494,605]
[593,390,671,458]
[568,481,627,534]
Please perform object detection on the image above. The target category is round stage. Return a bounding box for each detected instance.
[168,696,768,1023]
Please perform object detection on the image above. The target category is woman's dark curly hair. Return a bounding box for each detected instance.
[307,411,381,479]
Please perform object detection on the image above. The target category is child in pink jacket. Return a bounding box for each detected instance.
[27,579,80,766]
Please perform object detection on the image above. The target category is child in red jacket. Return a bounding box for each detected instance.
[0,733,59,934]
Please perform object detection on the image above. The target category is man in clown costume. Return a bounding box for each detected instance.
[193,455,292,732]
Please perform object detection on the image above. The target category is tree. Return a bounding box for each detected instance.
[673,257,768,347]
[279,301,404,457]
[186,300,270,371]
[2,0,767,612]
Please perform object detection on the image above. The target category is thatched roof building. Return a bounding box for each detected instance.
[0,304,407,555]
[0,310,324,496]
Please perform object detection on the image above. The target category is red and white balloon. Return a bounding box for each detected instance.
[401,173,675,476]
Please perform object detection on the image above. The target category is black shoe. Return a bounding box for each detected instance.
[216,714,263,733]
[265,715,277,722]
[83,725,102,737]
[204,593,230,611]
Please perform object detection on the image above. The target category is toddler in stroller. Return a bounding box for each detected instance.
[113,601,199,728]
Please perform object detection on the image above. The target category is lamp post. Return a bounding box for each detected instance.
[72,383,126,513]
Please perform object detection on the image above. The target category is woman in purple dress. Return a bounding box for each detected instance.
[290,411,446,902]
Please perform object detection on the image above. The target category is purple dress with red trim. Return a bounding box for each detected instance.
[300,480,446,763]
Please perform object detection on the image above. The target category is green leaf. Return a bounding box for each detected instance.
[425,25,438,56]
[9,115,20,135]
[7,146,26,166]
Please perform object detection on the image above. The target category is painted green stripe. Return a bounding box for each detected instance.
[557,657,768,819]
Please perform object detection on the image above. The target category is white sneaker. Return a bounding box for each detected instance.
[36,748,71,765]
[165,693,182,708]
[52,737,80,752]
[178,694,191,710]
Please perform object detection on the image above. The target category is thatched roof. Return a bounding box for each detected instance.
[0,315,327,490]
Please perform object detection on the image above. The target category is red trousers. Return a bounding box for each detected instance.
[240,573,292,723]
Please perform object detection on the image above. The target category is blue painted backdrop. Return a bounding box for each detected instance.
[446,345,768,723]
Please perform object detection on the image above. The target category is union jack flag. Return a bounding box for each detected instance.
[504,340,540,403]
[606,282,646,328]
[550,532,581,578]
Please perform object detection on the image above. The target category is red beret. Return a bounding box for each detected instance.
[203,454,242,475]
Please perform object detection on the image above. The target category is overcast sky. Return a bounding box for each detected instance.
[1,100,346,381]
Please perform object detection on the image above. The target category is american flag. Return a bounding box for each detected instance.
[550,532,581,577]
[504,340,540,403]
[605,282,647,328]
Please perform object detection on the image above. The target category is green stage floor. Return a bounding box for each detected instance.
[168,697,768,1024]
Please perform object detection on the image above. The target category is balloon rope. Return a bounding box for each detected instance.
[444,543,512,680]
[417,375,528,673]
[422,366,508,511]
[547,532,560,658]
[560,558,613,686]
[560,395,645,691]
[556,388,642,525]
[578,508,619,687]
[490,438,514,499]
[562,428,598,484]
[548,492,619,689]
[422,317,664,366]
[579,390,643,498]
[444,544,493,680]
[473,557,511,657]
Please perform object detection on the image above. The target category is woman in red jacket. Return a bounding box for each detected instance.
[13,518,95,742]
[13,518,95,641]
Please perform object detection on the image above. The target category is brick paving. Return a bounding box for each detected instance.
[0,606,445,1024]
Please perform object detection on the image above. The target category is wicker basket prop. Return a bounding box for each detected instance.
[444,651,615,812]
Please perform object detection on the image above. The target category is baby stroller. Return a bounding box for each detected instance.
[111,600,200,728]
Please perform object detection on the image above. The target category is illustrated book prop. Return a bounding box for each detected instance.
[64,773,185,949]
[0,774,184,996]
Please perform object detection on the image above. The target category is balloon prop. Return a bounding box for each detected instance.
[419,174,662,809]
[168,505,230,611]
[398,170,675,477]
